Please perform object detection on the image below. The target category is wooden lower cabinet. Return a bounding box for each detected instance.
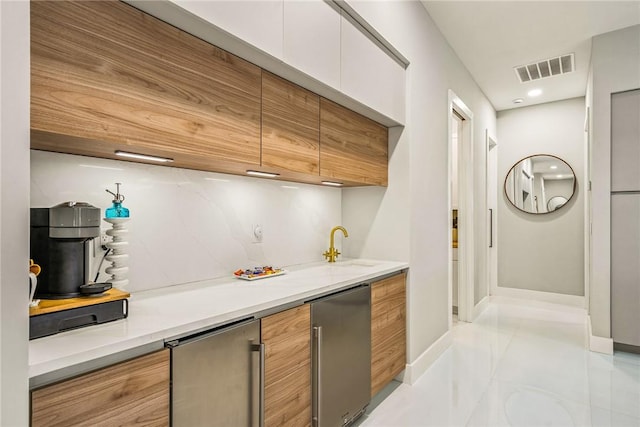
[371,272,407,397]
[261,304,312,427]
[31,349,170,427]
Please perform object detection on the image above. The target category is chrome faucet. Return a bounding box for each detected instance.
[324,226,348,263]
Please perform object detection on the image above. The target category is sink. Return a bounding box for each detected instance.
[332,260,381,267]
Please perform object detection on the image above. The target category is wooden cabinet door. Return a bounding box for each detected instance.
[262,305,311,427]
[262,72,320,175]
[31,1,261,172]
[371,272,406,397]
[320,98,388,186]
[31,349,170,427]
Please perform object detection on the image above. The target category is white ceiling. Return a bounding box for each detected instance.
[421,1,640,111]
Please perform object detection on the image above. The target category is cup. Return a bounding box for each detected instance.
[29,259,41,276]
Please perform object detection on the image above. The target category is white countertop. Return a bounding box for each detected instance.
[29,259,408,381]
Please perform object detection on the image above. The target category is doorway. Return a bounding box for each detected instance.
[449,91,475,325]
[451,111,463,319]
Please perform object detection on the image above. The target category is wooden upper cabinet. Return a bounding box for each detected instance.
[371,272,406,397]
[262,71,320,175]
[30,0,261,171]
[320,98,388,186]
[31,349,170,427]
[261,304,311,427]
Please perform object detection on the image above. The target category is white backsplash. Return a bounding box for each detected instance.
[31,151,341,293]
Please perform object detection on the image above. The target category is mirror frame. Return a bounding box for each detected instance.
[504,154,577,215]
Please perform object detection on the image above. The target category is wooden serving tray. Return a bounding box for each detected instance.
[30,288,130,317]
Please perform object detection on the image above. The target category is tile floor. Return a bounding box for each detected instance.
[357,296,640,427]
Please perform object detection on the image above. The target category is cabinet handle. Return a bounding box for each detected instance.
[251,343,265,427]
[312,326,322,427]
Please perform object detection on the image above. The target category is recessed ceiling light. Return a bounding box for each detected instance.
[556,174,563,178]
[281,185,299,190]
[114,151,173,163]
[550,165,558,170]
[246,170,279,178]
[321,181,343,187]
[527,88,542,97]
[513,98,524,104]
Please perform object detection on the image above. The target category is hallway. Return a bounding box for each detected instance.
[358,297,640,426]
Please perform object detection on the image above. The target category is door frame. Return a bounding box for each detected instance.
[448,90,474,324]
[486,130,497,301]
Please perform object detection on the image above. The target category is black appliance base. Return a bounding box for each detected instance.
[30,299,128,340]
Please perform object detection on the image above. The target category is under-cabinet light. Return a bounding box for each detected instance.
[246,170,279,178]
[79,164,124,171]
[321,181,343,187]
[115,151,174,163]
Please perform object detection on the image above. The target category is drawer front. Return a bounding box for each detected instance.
[31,350,170,427]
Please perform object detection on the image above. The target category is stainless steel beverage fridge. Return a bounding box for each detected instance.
[167,319,262,426]
[311,284,371,427]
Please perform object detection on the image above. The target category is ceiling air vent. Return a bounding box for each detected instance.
[514,53,574,83]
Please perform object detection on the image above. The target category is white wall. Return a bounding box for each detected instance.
[31,151,342,293]
[497,98,585,296]
[589,24,640,338]
[340,1,496,373]
[0,1,30,424]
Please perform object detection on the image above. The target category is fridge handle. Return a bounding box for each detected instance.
[251,343,265,427]
[312,326,322,427]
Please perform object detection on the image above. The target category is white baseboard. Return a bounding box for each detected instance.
[588,315,613,354]
[473,295,490,319]
[398,330,452,384]
[491,285,585,308]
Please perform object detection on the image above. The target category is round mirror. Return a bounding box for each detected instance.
[504,154,576,214]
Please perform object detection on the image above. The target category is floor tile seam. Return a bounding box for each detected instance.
[487,321,520,383]
[461,378,497,427]
[461,325,520,427]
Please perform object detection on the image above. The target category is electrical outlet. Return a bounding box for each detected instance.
[100,231,110,250]
[252,224,263,243]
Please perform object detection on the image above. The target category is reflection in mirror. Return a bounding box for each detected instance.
[504,155,576,214]
[547,196,568,212]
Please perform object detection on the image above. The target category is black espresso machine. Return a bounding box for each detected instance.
[30,202,102,299]
[29,202,129,340]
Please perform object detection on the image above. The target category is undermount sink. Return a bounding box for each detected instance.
[332,260,380,267]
